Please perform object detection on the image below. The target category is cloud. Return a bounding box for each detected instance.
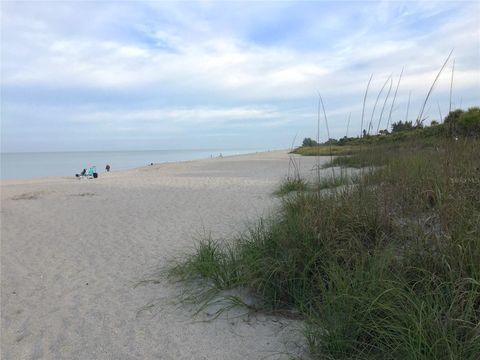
[1,1,479,151]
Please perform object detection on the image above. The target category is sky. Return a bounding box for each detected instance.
[1,1,479,152]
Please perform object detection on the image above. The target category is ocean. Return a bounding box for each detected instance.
[1,149,266,180]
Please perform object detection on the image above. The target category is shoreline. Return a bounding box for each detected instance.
[1,149,288,185]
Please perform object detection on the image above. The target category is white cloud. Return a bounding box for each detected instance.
[1,1,479,151]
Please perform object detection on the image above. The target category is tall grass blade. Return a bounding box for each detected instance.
[376,77,393,133]
[361,74,373,137]
[368,75,391,135]
[346,112,351,138]
[386,67,404,131]
[405,90,412,123]
[417,49,454,125]
[449,58,455,113]
[318,93,335,177]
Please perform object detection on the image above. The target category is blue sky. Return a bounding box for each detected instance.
[1,1,479,152]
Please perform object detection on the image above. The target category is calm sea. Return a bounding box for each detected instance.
[0,149,265,180]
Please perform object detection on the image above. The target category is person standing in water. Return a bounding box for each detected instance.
[105,164,110,172]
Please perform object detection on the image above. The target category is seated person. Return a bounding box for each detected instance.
[76,169,87,177]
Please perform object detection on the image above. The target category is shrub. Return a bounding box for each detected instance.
[457,107,480,137]
[391,120,421,133]
[442,108,480,137]
[302,137,319,147]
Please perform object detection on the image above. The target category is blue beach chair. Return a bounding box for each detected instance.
[76,166,97,179]
[87,166,98,178]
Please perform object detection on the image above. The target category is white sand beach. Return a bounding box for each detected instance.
[1,150,324,359]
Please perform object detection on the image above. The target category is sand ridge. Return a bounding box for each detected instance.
[1,150,325,359]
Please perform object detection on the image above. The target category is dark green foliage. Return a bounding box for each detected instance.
[444,109,465,135]
[324,138,339,145]
[302,137,319,147]
[445,107,480,137]
[337,136,358,145]
[391,120,420,133]
[296,109,479,155]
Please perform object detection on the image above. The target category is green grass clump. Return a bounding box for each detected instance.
[170,238,241,289]
[274,177,309,196]
[167,137,480,359]
[314,172,357,190]
[307,261,480,359]
[322,155,369,169]
[275,172,357,196]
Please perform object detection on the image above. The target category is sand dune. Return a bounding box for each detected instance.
[1,150,324,359]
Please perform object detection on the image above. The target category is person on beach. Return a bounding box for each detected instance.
[75,169,87,178]
[105,164,110,172]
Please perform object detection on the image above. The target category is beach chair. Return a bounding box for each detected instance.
[76,166,97,179]
[86,166,98,178]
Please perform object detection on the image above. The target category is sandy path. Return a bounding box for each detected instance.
[1,151,324,359]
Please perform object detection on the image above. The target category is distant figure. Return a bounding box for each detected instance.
[105,164,110,172]
[150,162,154,166]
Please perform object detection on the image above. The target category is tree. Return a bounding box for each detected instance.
[456,107,480,137]
[338,136,355,145]
[302,137,318,147]
[391,121,415,133]
[444,109,464,136]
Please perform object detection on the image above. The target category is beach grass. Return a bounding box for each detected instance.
[313,171,357,190]
[274,176,310,196]
[274,172,356,196]
[291,145,359,156]
[166,133,480,359]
